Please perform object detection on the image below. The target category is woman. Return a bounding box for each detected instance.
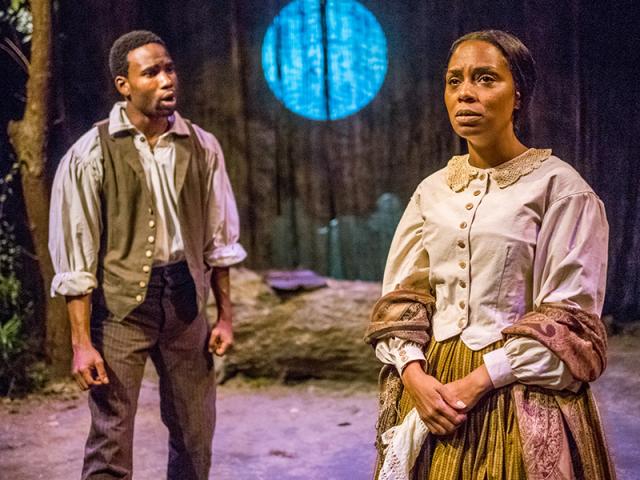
[365,30,615,479]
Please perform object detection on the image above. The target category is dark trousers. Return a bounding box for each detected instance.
[82,262,215,480]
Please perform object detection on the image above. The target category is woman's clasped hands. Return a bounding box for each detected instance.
[401,362,494,436]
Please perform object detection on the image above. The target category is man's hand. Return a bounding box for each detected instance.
[443,365,494,413]
[208,317,233,356]
[209,266,234,356]
[66,294,108,390]
[72,343,109,390]
[401,361,467,436]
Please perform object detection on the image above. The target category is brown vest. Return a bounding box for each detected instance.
[95,119,210,321]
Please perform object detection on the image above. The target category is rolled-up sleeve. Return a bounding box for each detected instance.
[49,129,103,297]
[197,129,247,268]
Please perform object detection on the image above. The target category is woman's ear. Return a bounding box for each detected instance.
[514,91,522,110]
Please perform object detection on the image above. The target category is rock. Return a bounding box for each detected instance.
[208,268,381,382]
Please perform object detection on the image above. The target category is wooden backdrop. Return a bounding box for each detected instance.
[52,0,640,320]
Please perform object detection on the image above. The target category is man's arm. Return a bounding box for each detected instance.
[207,266,233,356]
[66,294,109,389]
[49,131,106,389]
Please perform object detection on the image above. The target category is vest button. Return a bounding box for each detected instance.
[148,235,155,243]
[139,281,146,288]
[149,220,156,228]
[142,265,150,273]
[135,294,143,302]
[145,250,153,258]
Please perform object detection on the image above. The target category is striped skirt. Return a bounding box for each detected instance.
[394,337,526,480]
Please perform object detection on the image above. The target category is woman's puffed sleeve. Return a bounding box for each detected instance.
[533,191,608,314]
[376,189,431,372]
[375,338,426,375]
[381,190,431,296]
[484,340,580,391]
[484,191,608,391]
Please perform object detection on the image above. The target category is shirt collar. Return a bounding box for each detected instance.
[446,148,553,191]
[107,101,191,138]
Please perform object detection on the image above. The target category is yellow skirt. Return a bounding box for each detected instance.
[394,337,526,480]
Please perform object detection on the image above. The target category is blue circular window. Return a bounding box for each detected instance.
[262,0,388,121]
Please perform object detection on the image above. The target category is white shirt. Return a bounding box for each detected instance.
[49,103,247,297]
[376,149,608,389]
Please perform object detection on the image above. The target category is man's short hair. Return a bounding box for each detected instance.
[109,30,166,79]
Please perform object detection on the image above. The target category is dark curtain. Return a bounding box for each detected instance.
[53,0,640,320]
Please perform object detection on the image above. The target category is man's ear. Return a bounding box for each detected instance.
[114,75,130,97]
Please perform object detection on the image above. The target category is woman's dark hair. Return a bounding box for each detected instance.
[447,30,536,131]
[109,30,166,79]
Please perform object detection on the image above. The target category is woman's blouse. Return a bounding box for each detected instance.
[375,148,608,390]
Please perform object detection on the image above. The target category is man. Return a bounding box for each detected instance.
[49,30,246,479]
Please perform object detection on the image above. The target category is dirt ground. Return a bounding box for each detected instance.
[1,334,638,480]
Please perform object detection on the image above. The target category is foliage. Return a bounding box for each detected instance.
[0,0,33,41]
[0,158,43,396]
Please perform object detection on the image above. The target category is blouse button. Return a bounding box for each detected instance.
[459,221,467,229]
[135,294,143,302]
[459,300,466,309]
[479,173,486,181]
[145,249,153,258]
[459,280,467,288]
[142,265,150,273]
[473,190,481,196]
[148,235,155,244]
[465,203,473,210]
[457,240,465,248]
[459,261,466,269]
[457,318,466,328]
[149,220,156,228]
[139,281,146,288]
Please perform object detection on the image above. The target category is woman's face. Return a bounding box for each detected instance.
[444,40,518,144]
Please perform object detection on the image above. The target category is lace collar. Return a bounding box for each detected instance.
[446,148,553,191]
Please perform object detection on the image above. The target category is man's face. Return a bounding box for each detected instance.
[115,42,178,118]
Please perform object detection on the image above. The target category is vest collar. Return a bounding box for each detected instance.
[446,148,552,191]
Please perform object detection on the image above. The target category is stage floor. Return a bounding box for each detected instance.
[1,333,637,479]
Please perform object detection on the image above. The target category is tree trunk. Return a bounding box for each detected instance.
[7,0,70,377]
